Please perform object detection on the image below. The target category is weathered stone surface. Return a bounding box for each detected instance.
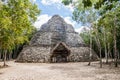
[30,32,53,46]
[69,47,98,62]
[65,32,84,47]
[17,15,98,62]
[17,46,51,62]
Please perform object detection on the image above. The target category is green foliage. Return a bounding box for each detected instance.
[82,0,92,8]
[80,32,90,44]
[63,0,120,67]
[8,0,40,45]
[0,0,40,65]
[62,0,72,5]
[72,8,98,25]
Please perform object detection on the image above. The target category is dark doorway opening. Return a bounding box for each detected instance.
[50,42,70,63]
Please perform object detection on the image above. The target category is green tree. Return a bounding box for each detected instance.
[96,3,120,67]
[0,0,40,66]
[62,0,120,67]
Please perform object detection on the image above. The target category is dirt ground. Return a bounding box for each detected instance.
[0,61,120,80]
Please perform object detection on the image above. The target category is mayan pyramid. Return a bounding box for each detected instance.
[17,15,98,62]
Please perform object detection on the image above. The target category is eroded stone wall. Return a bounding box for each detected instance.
[17,15,98,63]
[17,46,51,62]
[69,47,98,62]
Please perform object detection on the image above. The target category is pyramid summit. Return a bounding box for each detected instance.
[39,15,75,32]
[17,15,98,63]
[30,15,81,47]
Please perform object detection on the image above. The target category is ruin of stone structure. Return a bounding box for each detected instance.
[17,15,98,63]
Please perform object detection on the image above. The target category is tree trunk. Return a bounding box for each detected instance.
[8,51,11,60]
[107,43,113,59]
[94,33,102,68]
[0,50,1,60]
[99,47,102,68]
[3,50,7,67]
[88,31,92,66]
[114,16,118,67]
[114,24,118,67]
[107,43,111,62]
[98,38,102,68]
[103,27,108,64]
[13,45,19,59]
